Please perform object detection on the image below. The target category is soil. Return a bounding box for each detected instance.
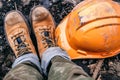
[0,0,120,80]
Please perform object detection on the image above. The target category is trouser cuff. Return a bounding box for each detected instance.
[12,53,42,72]
[41,47,70,75]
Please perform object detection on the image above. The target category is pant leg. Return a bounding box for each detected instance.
[41,47,94,80]
[48,56,93,80]
[4,53,44,80]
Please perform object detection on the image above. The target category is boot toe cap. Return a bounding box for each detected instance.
[32,7,49,21]
[5,11,24,26]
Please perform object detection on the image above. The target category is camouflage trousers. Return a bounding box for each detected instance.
[3,47,93,80]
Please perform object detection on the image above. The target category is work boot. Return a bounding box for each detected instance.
[4,11,36,57]
[30,6,55,57]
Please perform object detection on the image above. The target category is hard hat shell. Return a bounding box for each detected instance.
[55,0,120,59]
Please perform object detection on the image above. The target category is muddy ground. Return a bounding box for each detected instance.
[0,0,120,80]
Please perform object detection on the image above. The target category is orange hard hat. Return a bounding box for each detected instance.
[55,0,120,59]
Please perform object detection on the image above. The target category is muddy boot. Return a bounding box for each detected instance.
[5,11,36,57]
[30,6,93,80]
[4,11,43,80]
[30,6,55,57]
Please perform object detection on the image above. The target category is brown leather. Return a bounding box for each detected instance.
[31,6,55,57]
[5,11,36,57]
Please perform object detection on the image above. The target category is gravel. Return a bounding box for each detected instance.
[0,0,120,80]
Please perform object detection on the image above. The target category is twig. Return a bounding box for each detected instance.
[71,0,77,6]
[88,63,97,74]
[92,59,104,80]
[97,75,101,80]
[34,2,36,7]
[14,2,17,10]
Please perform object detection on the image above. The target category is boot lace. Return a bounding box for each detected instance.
[39,25,55,48]
[12,31,31,57]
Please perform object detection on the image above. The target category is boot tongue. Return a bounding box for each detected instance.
[16,37,22,44]
[44,31,49,37]
[16,37,27,51]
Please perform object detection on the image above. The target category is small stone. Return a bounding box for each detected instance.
[22,0,31,6]
[0,1,3,8]
[108,61,113,66]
